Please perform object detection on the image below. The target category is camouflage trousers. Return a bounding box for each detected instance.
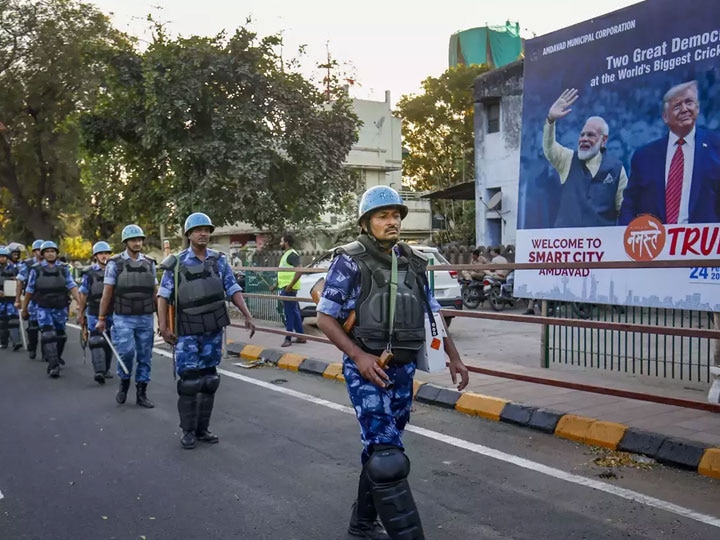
[175,330,223,377]
[0,301,21,346]
[343,356,416,465]
[36,307,68,331]
[112,314,154,382]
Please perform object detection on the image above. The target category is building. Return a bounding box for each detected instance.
[211,91,432,256]
[473,60,523,247]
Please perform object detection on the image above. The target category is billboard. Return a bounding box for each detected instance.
[515,0,720,312]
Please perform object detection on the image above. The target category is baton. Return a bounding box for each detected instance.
[18,314,28,350]
[102,330,130,376]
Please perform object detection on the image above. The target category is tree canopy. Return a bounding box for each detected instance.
[395,64,488,243]
[81,23,360,241]
[0,0,126,242]
[0,1,360,247]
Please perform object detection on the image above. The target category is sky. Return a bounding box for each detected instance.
[89,0,643,106]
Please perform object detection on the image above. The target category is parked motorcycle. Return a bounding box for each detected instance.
[484,272,517,312]
[459,276,486,309]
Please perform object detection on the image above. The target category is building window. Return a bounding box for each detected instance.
[486,100,500,134]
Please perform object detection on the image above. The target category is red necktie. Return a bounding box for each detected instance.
[665,138,685,224]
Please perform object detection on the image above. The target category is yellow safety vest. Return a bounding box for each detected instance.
[277,249,300,290]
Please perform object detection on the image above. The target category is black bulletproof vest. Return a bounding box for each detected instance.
[339,236,427,361]
[113,256,155,315]
[34,264,68,309]
[85,267,106,316]
[0,264,17,303]
[176,255,229,336]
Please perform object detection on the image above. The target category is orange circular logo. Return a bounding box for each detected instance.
[623,214,666,261]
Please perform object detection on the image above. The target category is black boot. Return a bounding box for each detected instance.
[116,378,131,404]
[366,447,425,539]
[136,382,155,408]
[348,469,390,539]
[196,393,219,443]
[57,333,66,365]
[178,393,198,449]
[27,320,39,359]
[104,347,114,378]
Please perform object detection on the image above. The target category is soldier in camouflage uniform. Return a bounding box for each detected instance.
[158,212,256,449]
[317,186,469,540]
[0,246,22,351]
[22,241,80,378]
[96,225,157,407]
[15,240,44,359]
[77,241,115,384]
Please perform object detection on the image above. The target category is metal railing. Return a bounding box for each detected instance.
[229,258,720,408]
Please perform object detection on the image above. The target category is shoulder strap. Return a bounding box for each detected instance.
[335,240,365,257]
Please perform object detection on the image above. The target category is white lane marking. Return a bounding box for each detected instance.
[63,329,720,529]
[0,489,4,500]
[212,358,720,529]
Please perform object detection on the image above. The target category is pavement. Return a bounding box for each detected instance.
[224,310,720,481]
[4,332,720,539]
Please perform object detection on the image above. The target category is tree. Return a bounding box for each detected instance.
[0,0,128,242]
[81,23,360,239]
[395,64,489,243]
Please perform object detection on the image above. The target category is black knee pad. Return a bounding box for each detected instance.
[7,315,19,328]
[177,376,204,396]
[41,327,57,342]
[0,317,8,331]
[200,374,220,394]
[28,319,39,331]
[88,333,105,349]
[366,446,410,485]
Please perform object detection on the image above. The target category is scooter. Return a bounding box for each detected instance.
[458,275,486,309]
[484,272,516,312]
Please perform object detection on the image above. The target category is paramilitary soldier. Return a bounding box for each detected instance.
[15,240,44,359]
[77,241,115,384]
[8,242,22,265]
[157,212,256,449]
[0,246,22,351]
[316,186,470,540]
[22,241,80,378]
[95,225,157,408]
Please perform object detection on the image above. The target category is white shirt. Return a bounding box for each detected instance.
[664,128,695,224]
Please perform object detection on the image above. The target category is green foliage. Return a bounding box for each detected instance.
[81,23,360,238]
[0,0,127,242]
[396,64,488,243]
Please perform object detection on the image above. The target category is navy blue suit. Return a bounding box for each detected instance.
[619,128,720,225]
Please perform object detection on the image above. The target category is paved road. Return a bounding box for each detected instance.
[1,326,719,540]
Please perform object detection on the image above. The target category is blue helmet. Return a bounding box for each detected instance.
[0,247,9,257]
[32,239,44,250]
[92,241,112,256]
[40,240,58,253]
[183,212,215,236]
[121,224,145,243]
[357,186,408,225]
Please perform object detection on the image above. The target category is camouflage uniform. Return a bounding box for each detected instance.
[103,251,157,383]
[79,262,114,381]
[317,241,440,540]
[0,261,21,349]
[158,247,240,447]
[16,257,42,358]
[26,260,76,375]
[317,248,440,463]
[158,248,240,375]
